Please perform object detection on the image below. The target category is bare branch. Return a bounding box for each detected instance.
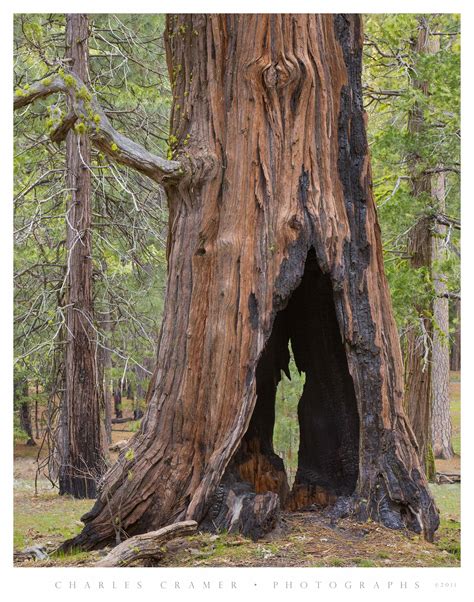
[438,291,460,300]
[434,213,461,230]
[14,73,182,185]
[424,166,460,176]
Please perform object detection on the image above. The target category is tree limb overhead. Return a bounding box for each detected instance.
[14,73,182,185]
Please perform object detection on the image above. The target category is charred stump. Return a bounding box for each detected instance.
[62,14,439,552]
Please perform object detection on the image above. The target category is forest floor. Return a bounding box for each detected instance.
[13,374,461,568]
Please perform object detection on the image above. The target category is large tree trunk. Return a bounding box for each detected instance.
[64,14,439,550]
[58,14,105,498]
[430,171,453,459]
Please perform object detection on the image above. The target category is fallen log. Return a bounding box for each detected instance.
[95,520,197,567]
[436,472,461,484]
[15,545,49,562]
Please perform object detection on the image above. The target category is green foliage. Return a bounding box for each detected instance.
[76,85,91,100]
[63,73,77,89]
[74,121,87,134]
[364,14,460,339]
[273,352,304,484]
[13,14,170,437]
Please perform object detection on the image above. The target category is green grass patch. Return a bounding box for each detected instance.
[437,533,461,561]
[14,489,91,550]
[354,558,377,567]
[429,483,460,561]
[327,557,345,567]
[430,483,460,521]
[52,548,93,563]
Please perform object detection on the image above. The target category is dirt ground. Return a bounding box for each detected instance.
[13,446,461,568]
[13,382,461,568]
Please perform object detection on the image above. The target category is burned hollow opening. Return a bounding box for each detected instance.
[236,248,360,510]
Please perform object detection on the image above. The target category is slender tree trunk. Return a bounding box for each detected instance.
[103,353,112,445]
[403,17,445,476]
[64,15,439,551]
[58,14,105,498]
[450,298,461,371]
[34,379,40,439]
[135,363,145,403]
[404,218,435,479]
[113,387,122,419]
[431,172,453,459]
[19,379,36,446]
[99,305,113,445]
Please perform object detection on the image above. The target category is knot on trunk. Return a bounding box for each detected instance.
[263,57,302,90]
[175,149,221,186]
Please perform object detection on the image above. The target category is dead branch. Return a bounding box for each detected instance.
[438,291,460,300]
[95,520,198,567]
[434,213,461,230]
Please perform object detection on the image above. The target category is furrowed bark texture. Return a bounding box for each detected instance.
[450,298,460,371]
[66,14,438,550]
[430,171,453,460]
[58,14,105,498]
[404,217,435,480]
[18,380,36,446]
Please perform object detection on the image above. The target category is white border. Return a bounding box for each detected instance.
[2,2,471,601]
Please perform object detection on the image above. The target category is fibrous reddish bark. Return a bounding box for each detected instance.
[58,14,105,498]
[64,14,439,550]
[404,217,435,479]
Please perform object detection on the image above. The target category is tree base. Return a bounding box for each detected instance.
[59,474,97,499]
[200,471,281,541]
[433,445,455,460]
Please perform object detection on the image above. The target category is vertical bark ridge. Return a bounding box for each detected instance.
[58,14,105,498]
[431,172,453,459]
